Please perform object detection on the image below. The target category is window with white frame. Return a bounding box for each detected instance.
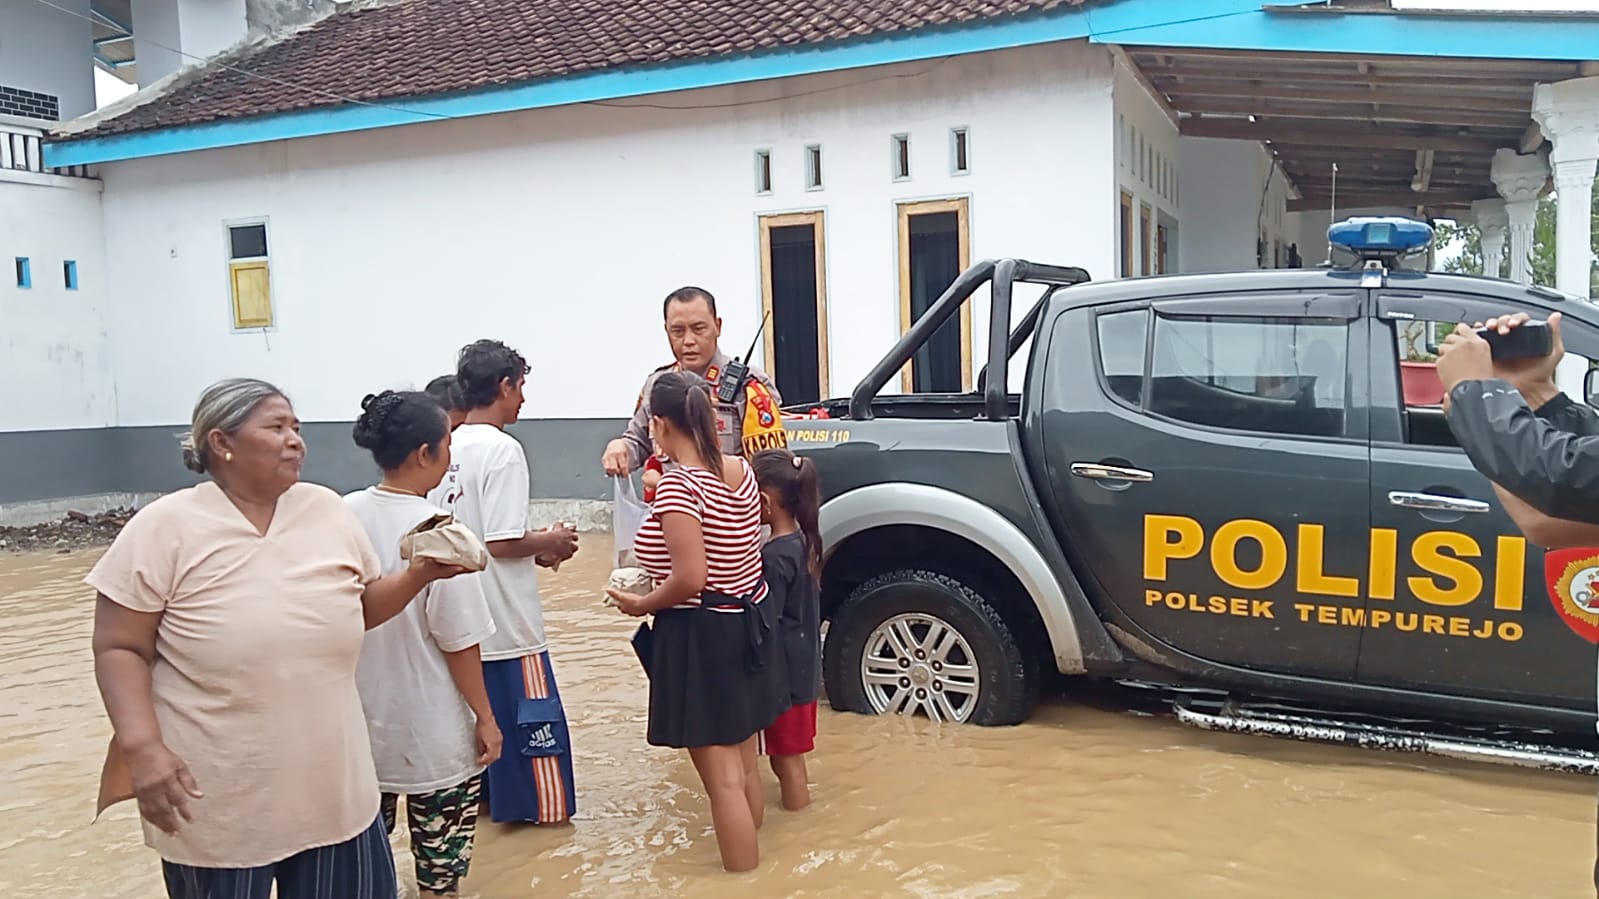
[892,134,911,181]
[950,126,970,175]
[754,149,773,194]
[226,221,273,329]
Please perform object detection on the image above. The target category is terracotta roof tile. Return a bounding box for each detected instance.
[61,0,1085,141]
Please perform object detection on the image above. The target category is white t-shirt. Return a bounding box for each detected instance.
[427,423,546,660]
[345,487,497,793]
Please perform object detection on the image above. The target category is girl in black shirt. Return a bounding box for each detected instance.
[751,449,823,811]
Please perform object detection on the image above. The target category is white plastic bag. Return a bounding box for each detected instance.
[613,475,649,568]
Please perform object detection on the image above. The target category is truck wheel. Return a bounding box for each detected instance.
[823,569,1035,726]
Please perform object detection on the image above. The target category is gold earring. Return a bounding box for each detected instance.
[224,452,233,462]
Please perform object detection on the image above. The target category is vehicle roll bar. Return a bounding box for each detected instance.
[848,259,1090,422]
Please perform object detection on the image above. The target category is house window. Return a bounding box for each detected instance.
[15,257,30,289]
[63,260,78,290]
[227,221,273,329]
[1119,192,1133,279]
[1140,204,1153,277]
[892,134,911,181]
[754,149,772,195]
[950,127,970,175]
[805,144,823,191]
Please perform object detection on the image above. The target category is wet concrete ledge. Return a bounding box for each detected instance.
[0,491,618,531]
[0,418,629,527]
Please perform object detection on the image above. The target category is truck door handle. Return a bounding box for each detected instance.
[1388,491,1490,514]
[1071,463,1154,483]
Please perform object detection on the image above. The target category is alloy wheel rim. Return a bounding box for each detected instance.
[860,612,981,722]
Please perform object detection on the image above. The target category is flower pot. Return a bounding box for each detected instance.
[1400,361,1445,406]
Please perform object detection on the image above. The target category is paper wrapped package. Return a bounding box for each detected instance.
[94,737,134,819]
[604,566,654,606]
[399,514,488,572]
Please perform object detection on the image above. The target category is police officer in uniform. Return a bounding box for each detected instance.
[602,286,786,477]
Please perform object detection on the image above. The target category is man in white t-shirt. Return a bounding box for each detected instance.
[430,339,581,825]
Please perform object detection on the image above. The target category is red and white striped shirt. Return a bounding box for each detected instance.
[634,460,767,611]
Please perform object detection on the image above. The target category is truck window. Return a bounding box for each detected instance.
[1146,314,1349,438]
[1385,317,1595,448]
[1092,308,1352,438]
[1096,309,1147,406]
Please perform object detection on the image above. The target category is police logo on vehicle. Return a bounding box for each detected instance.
[1544,548,1599,643]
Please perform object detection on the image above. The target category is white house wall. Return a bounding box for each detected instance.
[0,0,95,121]
[0,176,115,431]
[1112,59,1180,276]
[95,41,1117,428]
[0,41,1126,507]
[1177,137,1300,274]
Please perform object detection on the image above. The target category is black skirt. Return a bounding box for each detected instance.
[643,597,790,749]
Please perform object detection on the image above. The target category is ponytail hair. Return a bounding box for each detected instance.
[752,448,823,577]
[649,371,723,479]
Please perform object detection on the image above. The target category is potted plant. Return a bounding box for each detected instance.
[1398,321,1446,406]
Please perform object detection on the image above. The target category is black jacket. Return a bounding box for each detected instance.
[1445,378,1599,523]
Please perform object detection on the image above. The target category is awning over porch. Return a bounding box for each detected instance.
[1128,46,1593,215]
[1116,12,1599,394]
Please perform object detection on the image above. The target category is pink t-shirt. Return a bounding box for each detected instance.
[85,481,383,868]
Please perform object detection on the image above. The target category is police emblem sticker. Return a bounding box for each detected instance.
[1543,547,1599,644]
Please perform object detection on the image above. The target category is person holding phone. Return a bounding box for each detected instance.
[1439,310,1599,897]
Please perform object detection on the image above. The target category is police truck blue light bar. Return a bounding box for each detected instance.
[1327,216,1434,256]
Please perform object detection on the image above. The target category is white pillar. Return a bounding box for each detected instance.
[1533,77,1599,399]
[1471,198,1509,279]
[1491,148,1550,286]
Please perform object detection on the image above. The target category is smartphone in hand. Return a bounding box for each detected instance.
[1475,320,1552,360]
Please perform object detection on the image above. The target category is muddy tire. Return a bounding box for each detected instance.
[823,568,1035,726]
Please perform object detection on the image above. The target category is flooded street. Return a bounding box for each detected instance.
[4,537,1597,898]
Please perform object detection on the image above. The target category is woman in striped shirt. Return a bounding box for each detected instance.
[605,371,788,872]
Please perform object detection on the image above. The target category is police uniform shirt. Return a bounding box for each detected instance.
[618,349,783,470]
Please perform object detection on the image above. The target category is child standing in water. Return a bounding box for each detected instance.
[345,390,501,897]
[751,449,823,810]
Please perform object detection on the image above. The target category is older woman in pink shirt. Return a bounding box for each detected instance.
[89,378,466,899]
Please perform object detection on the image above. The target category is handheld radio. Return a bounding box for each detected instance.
[715,312,771,404]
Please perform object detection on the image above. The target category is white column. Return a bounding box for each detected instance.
[1533,77,1599,398]
[1471,198,1509,279]
[1491,148,1550,286]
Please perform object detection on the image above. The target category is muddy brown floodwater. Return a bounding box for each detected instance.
[4,536,1598,898]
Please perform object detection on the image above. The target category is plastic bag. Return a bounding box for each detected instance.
[613,475,649,568]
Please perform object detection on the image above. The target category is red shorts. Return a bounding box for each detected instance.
[760,701,818,757]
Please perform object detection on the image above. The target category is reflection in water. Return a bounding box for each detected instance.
[3,539,1595,898]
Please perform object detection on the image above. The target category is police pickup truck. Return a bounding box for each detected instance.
[788,218,1599,771]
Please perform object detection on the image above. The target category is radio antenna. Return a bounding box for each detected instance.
[1326,161,1339,265]
[742,311,770,361]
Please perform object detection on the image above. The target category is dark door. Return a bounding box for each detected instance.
[766,220,823,404]
[1038,291,1371,678]
[906,209,964,393]
[1360,291,1597,710]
